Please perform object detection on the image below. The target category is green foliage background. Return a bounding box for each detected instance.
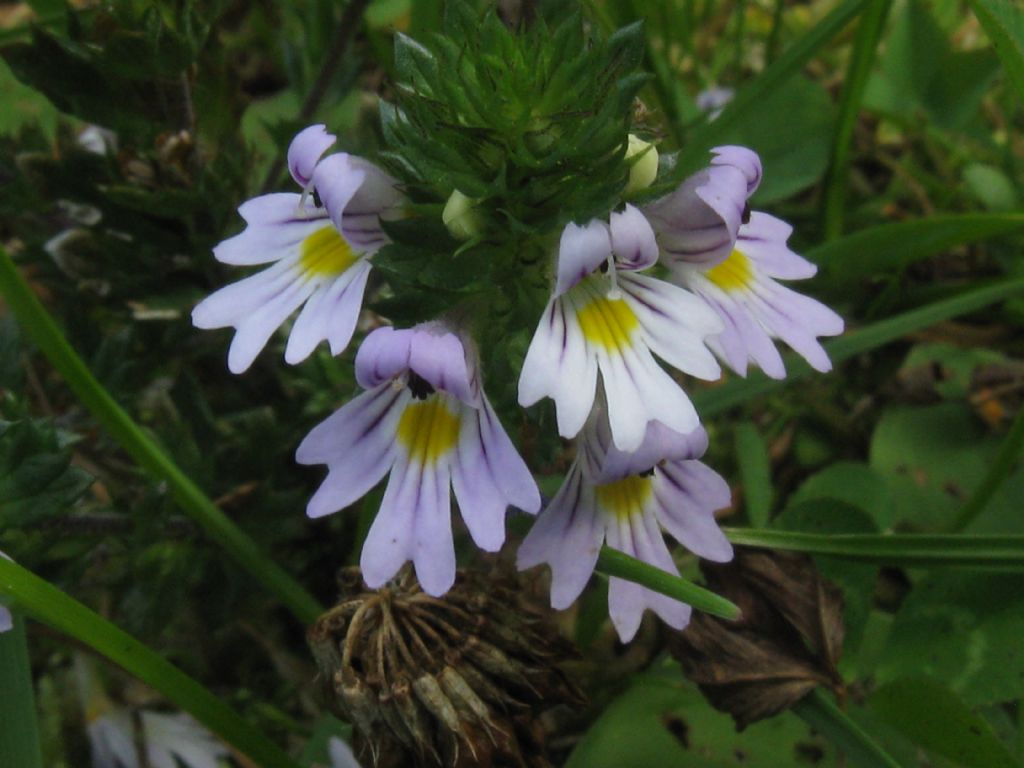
[0,0,1023,766]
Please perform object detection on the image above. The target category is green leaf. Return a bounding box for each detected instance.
[724,528,1024,569]
[734,423,773,527]
[565,674,838,768]
[788,462,893,530]
[965,0,1024,104]
[876,573,1024,706]
[813,214,1024,280]
[0,613,43,768]
[595,547,740,620]
[0,558,302,768]
[951,405,1024,531]
[693,277,1024,418]
[792,690,905,768]
[0,419,93,527]
[870,677,1017,768]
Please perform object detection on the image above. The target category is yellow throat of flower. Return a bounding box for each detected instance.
[576,292,640,353]
[596,474,653,520]
[300,226,358,279]
[397,398,461,465]
[704,248,754,292]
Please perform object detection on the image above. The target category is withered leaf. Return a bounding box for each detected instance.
[668,548,845,730]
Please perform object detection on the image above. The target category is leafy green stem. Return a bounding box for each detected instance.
[0,246,323,625]
[595,547,741,620]
[0,558,303,768]
[724,529,1024,569]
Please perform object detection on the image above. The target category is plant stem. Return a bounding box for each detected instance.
[794,690,904,768]
[821,0,892,240]
[0,558,302,768]
[949,405,1024,532]
[0,247,323,625]
[724,529,1024,569]
[0,612,44,768]
[595,547,741,620]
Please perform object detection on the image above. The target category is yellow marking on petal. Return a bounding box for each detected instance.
[704,248,754,292]
[396,399,461,466]
[596,475,653,521]
[576,295,639,353]
[299,226,357,279]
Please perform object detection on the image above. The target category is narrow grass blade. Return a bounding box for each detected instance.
[724,528,1024,569]
[0,246,323,625]
[0,558,302,768]
[0,613,43,768]
[595,547,741,620]
[794,690,905,768]
[821,0,892,240]
[965,0,1024,104]
[950,405,1024,532]
[694,277,1024,417]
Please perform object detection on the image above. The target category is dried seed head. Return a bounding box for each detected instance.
[667,548,846,730]
[309,567,585,767]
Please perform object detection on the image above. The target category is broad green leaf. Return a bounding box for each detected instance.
[788,462,893,530]
[792,691,903,768]
[734,423,773,527]
[876,573,1024,705]
[565,675,836,768]
[0,59,57,139]
[870,677,1017,768]
[812,214,1024,279]
[965,0,1024,104]
[899,343,1008,401]
[964,163,1020,211]
[713,75,836,203]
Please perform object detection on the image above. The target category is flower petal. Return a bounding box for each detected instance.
[411,460,456,596]
[653,460,733,562]
[226,276,318,373]
[609,204,658,271]
[297,383,405,517]
[284,259,371,364]
[215,196,328,266]
[737,212,815,280]
[517,468,603,609]
[288,124,336,188]
[518,298,598,440]
[554,219,611,298]
[312,154,367,234]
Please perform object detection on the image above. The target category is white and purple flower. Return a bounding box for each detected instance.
[644,145,844,378]
[517,401,733,642]
[297,325,541,596]
[518,205,723,452]
[192,124,404,373]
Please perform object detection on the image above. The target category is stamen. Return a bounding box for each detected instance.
[605,254,622,300]
[406,371,436,400]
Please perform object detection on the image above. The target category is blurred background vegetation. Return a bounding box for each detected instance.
[0,0,1022,766]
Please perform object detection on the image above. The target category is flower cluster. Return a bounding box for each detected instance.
[193,20,841,642]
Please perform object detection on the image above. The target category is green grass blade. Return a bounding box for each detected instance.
[734,423,773,527]
[949,405,1024,532]
[595,547,741,620]
[814,213,1024,279]
[694,276,1024,417]
[724,529,1024,568]
[0,246,323,626]
[670,0,871,181]
[821,0,892,240]
[793,690,905,768]
[0,613,44,768]
[965,0,1024,104]
[0,558,303,768]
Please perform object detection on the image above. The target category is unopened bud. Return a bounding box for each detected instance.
[442,190,484,241]
[623,134,659,196]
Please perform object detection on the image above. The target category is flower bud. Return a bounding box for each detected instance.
[442,190,485,241]
[623,134,659,196]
